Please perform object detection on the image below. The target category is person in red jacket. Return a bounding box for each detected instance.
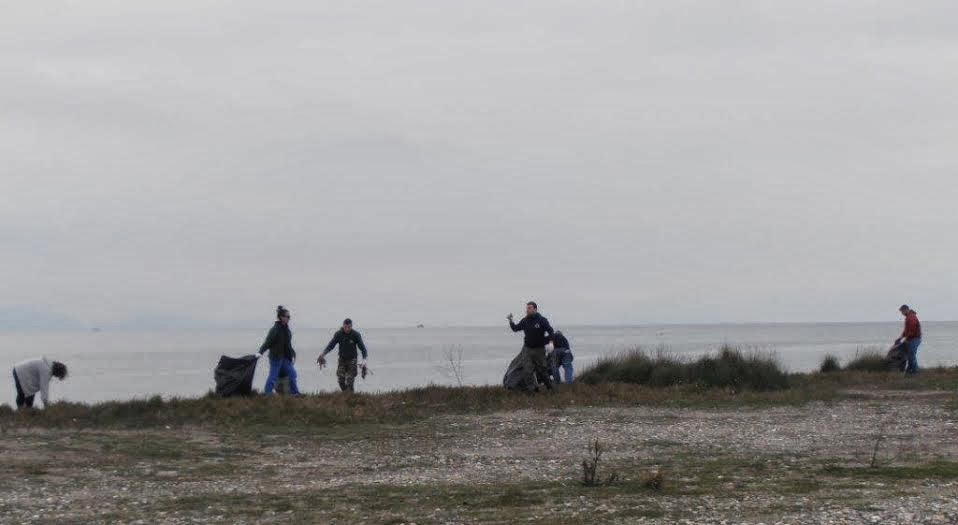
[895,305,922,374]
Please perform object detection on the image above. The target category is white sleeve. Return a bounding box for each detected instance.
[39,371,51,407]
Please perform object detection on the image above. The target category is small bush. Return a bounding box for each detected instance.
[845,348,889,372]
[581,439,617,486]
[578,346,789,391]
[641,469,665,491]
[819,355,841,373]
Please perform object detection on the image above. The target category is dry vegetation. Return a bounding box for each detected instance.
[2,348,957,524]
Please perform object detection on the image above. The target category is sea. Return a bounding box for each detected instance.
[2,322,956,405]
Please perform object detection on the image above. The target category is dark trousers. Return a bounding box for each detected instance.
[13,370,34,409]
[337,359,358,392]
[523,346,553,390]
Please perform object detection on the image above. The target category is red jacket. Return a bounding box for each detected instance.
[901,312,922,340]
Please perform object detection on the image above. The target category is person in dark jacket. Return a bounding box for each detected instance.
[257,305,301,396]
[318,319,368,392]
[550,330,574,384]
[895,305,922,375]
[508,301,555,391]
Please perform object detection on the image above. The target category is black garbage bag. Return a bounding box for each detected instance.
[886,343,908,372]
[503,350,538,392]
[214,355,258,397]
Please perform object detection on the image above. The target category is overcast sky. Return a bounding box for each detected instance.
[2,1,957,329]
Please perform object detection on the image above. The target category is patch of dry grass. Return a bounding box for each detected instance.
[3,362,956,431]
[844,347,891,372]
[0,382,831,431]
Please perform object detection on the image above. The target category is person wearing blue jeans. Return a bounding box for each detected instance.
[258,305,301,395]
[905,337,922,374]
[551,331,574,384]
[896,305,922,375]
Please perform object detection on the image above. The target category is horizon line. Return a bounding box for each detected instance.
[2,318,955,332]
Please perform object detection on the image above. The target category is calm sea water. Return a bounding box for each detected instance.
[2,322,956,405]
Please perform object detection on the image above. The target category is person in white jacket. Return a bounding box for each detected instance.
[12,358,67,409]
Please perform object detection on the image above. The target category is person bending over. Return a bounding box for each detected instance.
[551,330,574,384]
[895,304,922,375]
[12,357,67,409]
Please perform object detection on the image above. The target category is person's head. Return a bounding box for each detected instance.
[51,361,67,380]
[276,305,291,324]
[525,301,538,316]
[899,304,911,316]
[342,318,353,333]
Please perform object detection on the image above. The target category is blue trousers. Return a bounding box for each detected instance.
[906,338,921,374]
[264,358,300,395]
[551,349,574,384]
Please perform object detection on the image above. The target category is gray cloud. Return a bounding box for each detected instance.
[2,1,957,328]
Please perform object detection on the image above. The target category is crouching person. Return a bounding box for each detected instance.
[318,319,368,392]
[551,331,574,384]
[13,357,67,409]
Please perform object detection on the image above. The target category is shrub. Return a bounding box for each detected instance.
[578,346,789,391]
[581,438,617,486]
[845,348,889,372]
[641,469,665,491]
[819,355,841,373]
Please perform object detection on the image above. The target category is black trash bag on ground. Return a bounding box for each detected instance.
[886,343,908,372]
[214,355,258,397]
[503,349,538,391]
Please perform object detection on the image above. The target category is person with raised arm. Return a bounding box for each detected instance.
[508,301,555,391]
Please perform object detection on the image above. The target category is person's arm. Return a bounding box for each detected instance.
[355,333,368,360]
[321,332,340,356]
[39,369,51,408]
[509,317,524,332]
[259,325,278,355]
[542,318,555,343]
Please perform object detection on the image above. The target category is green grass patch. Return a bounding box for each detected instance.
[578,346,790,391]
[99,433,188,460]
[824,461,958,480]
[124,480,669,524]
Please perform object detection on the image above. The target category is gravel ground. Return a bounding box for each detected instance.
[1,390,956,524]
